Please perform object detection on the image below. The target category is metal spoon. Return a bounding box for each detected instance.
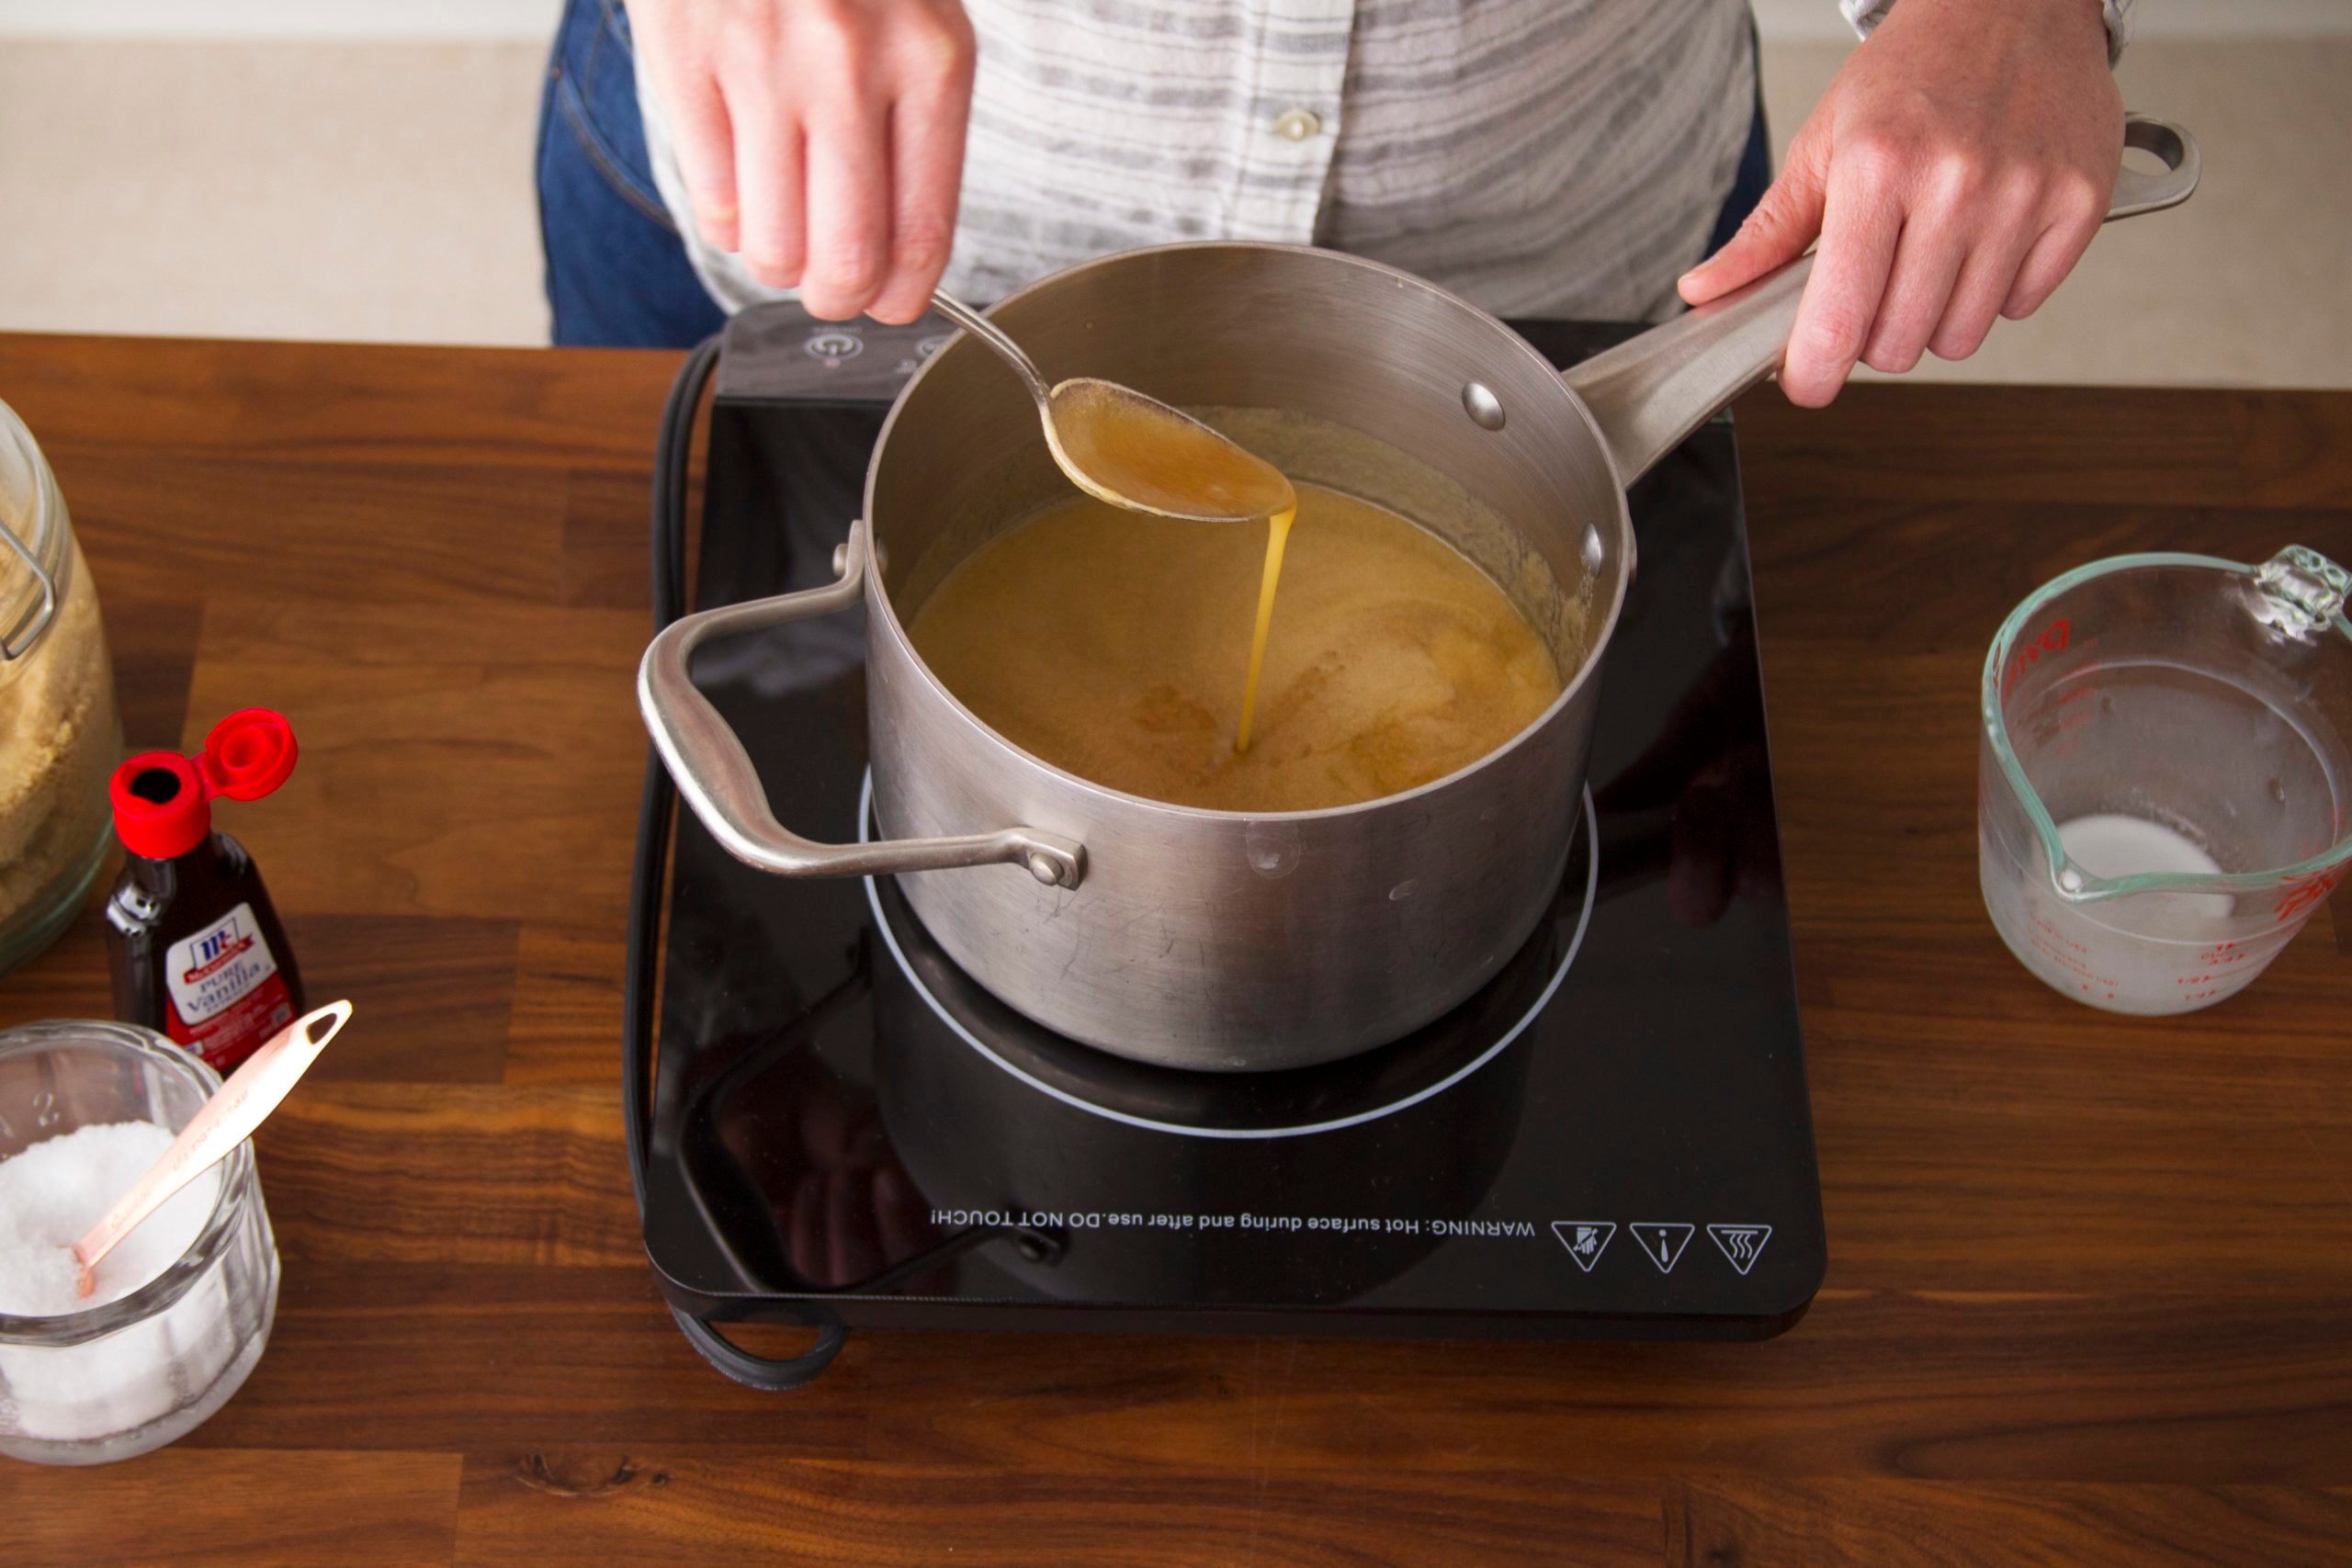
[71,1001,354,1299]
[929,291,1295,525]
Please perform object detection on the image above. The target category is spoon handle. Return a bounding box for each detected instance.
[73,1000,354,1290]
[930,290,1051,405]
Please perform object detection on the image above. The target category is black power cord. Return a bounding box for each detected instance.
[625,334,848,1391]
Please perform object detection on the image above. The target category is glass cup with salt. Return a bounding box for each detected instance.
[0,1020,278,1465]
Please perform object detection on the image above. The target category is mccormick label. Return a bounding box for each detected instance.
[163,902,295,1072]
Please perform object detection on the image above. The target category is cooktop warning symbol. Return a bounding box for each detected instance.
[1551,1221,1615,1272]
[1631,1223,1693,1273]
[1707,1224,1773,1275]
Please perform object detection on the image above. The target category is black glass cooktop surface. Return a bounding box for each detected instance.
[632,305,1825,1348]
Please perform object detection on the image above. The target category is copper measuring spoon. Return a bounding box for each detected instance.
[929,291,1295,525]
[70,1000,354,1299]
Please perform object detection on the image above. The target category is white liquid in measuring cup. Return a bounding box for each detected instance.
[2056,815,2231,903]
[1984,812,2268,1015]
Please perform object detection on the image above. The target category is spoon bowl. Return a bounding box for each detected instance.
[1043,378,1296,523]
[929,291,1293,525]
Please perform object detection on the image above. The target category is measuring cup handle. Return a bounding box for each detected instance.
[638,520,1088,888]
[1562,112,2202,487]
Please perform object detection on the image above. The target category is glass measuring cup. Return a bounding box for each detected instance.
[1981,546,2352,1014]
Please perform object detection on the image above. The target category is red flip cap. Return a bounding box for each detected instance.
[110,708,299,860]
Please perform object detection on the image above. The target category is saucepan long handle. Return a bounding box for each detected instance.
[638,519,1088,888]
[1562,113,2202,486]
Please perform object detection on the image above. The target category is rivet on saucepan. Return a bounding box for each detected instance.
[1026,852,1062,885]
[831,543,849,576]
[1461,382,1506,432]
[1582,525,1603,573]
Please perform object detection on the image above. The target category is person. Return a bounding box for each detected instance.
[538,0,2132,407]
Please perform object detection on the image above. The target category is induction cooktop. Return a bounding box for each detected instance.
[624,302,1825,1389]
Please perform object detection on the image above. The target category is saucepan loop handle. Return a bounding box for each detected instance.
[638,519,1088,888]
[1561,113,2202,486]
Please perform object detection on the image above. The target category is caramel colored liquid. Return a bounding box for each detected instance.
[1046,380,1296,523]
[909,486,1562,813]
[1234,505,1295,754]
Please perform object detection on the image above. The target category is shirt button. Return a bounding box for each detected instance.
[1272,107,1322,143]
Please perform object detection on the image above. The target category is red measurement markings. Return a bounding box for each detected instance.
[2275,867,2345,923]
[2028,908,2089,953]
[2025,908,2116,988]
[2045,705,2098,759]
[2001,617,2072,701]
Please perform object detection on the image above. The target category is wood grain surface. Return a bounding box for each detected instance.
[0,333,2346,1566]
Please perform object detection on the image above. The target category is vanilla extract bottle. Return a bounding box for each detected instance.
[104,709,306,1074]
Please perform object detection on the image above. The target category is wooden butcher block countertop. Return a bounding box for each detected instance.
[3,332,2348,1565]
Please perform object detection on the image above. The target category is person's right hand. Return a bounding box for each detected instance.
[627,0,978,323]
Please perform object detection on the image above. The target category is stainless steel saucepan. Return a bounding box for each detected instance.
[642,115,2199,1073]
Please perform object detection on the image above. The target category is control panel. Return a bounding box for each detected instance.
[715,302,957,406]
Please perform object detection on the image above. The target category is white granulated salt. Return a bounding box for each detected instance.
[0,1122,218,1313]
[0,1121,230,1445]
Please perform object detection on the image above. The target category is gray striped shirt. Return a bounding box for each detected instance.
[637,0,2131,324]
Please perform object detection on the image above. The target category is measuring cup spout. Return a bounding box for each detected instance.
[2041,854,2199,906]
[1561,115,2201,486]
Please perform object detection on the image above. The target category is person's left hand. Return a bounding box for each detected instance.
[1679,0,2121,407]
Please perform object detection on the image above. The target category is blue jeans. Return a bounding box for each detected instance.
[1707,29,1775,263]
[535,0,1773,348]
[537,0,724,347]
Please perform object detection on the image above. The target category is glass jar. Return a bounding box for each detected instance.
[0,1021,279,1465]
[0,398,122,975]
